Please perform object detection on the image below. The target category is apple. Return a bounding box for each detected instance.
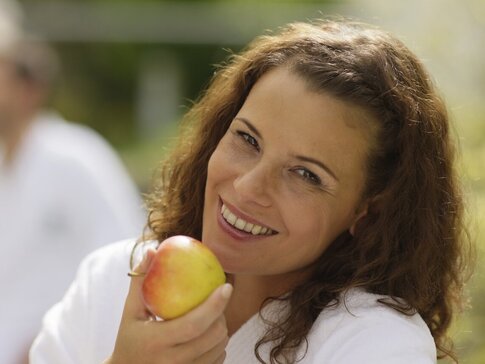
[142,235,226,319]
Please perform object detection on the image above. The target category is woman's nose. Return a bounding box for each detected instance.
[233,162,273,207]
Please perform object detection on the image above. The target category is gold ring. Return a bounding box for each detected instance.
[127,271,146,277]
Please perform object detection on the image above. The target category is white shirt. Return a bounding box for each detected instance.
[0,112,145,364]
[30,239,437,364]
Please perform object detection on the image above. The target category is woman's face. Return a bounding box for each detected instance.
[202,66,374,282]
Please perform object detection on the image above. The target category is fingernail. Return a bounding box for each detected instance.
[221,283,233,299]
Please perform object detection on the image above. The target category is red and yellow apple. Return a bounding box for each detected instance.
[142,235,226,319]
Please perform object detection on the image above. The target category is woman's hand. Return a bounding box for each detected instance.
[104,249,233,364]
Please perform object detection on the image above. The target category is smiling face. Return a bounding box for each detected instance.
[202,66,376,284]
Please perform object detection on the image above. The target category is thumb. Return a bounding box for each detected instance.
[123,248,157,320]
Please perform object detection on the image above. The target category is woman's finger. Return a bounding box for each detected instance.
[160,283,233,345]
[175,314,228,360]
[193,337,229,364]
[122,248,157,320]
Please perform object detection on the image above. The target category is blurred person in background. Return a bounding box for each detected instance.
[0,37,146,364]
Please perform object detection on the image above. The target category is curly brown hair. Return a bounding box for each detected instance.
[142,19,474,363]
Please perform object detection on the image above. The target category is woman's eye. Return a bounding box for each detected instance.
[237,131,260,151]
[294,168,321,185]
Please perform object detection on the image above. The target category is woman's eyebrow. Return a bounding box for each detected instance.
[234,117,262,139]
[294,155,339,182]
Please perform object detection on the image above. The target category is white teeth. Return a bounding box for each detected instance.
[235,218,246,230]
[243,223,254,232]
[251,225,262,235]
[226,211,237,225]
[221,203,273,236]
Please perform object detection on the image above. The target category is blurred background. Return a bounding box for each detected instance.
[2,0,484,362]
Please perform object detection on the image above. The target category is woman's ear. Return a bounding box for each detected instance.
[349,204,369,236]
[349,194,384,236]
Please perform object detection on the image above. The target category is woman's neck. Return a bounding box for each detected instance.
[224,271,309,336]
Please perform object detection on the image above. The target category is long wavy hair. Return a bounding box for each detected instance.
[142,20,473,363]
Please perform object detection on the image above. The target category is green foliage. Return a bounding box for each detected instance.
[52,43,140,146]
[51,42,228,147]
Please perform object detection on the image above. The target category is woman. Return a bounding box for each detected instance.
[30,19,472,364]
